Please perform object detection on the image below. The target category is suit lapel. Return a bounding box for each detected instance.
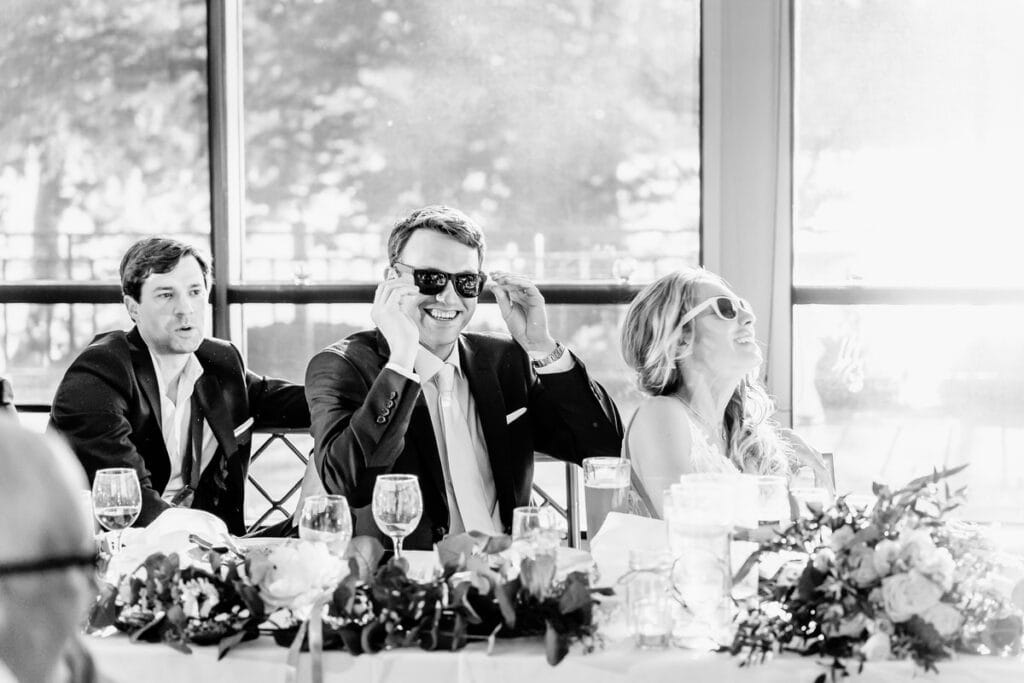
[193,372,237,459]
[459,337,513,523]
[127,327,163,430]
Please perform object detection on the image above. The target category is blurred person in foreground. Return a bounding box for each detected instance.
[306,205,623,549]
[0,378,14,418]
[50,238,310,536]
[620,268,833,518]
[0,419,100,683]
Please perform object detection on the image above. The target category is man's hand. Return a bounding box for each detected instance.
[490,271,557,355]
[371,271,420,370]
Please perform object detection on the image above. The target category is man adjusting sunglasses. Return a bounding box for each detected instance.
[304,205,623,550]
[391,261,488,298]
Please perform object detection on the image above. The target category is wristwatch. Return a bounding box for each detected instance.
[531,341,566,369]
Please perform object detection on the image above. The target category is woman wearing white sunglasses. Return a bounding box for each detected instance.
[620,268,831,518]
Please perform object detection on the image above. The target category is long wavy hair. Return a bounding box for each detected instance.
[620,268,794,476]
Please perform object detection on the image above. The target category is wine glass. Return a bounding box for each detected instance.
[298,494,353,556]
[371,474,422,559]
[91,468,142,554]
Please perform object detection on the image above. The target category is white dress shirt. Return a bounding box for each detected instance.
[149,350,217,502]
[383,340,573,534]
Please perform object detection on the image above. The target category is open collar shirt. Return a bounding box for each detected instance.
[148,349,217,502]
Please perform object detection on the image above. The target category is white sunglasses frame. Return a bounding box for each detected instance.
[678,296,752,328]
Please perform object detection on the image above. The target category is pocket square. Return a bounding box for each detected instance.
[505,407,527,424]
[233,417,254,438]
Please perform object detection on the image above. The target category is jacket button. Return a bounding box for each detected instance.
[385,400,395,409]
[433,526,448,539]
[376,416,386,424]
[389,391,398,399]
[380,407,390,416]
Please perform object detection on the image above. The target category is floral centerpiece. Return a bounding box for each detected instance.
[88,549,263,655]
[87,530,610,667]
[731,465,1024,678]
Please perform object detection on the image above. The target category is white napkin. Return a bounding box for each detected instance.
[106,508,232,580]
[589,512,667,586]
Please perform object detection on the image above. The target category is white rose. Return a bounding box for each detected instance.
[249,541,346,614]
[860,632,892,661]
[849,546,880,587]
[812,547,835,573]
[873,539,900,576]
[898,528,937,567]
[830,526,856,552]
[881,570,943,622]
[917,547,955,592]
[920,602,963,638]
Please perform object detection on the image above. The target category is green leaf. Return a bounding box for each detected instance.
[217,628,250,660]
[467,530,512,555]
[86,584,120,630]
[557,573,591,614]
[436,533,478,571]
[732,548,761,586]
[544,620,569,666]
[494,582,517,628]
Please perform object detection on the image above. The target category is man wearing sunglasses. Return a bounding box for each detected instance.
[305,205,623,549]
[0,420,101,683]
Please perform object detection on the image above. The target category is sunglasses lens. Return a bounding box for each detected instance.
[413,270,448,295]
[454,273,484,297]
[715,297,739,319]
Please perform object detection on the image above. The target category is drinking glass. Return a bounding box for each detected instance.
[91,468,142,554]
[512,505,558,562]
[582,457,630,540]
[666,474,736,649]
[372,474,423,559]
[299,494,353,556]
[756,475,791,527]
[624,548,673,649]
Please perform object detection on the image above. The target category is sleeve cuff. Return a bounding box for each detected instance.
[534,350,575,375]
[384,362,420,383]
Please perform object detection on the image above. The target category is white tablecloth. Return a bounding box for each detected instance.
[87,634,1024,683]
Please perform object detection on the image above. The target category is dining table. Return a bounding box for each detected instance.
[86,633,1024,683]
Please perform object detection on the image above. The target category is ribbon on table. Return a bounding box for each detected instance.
[284,592,331,683]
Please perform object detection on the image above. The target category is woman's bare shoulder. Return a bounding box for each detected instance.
[628,395,693,450]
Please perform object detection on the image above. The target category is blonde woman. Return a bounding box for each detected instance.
[620,268,831,518]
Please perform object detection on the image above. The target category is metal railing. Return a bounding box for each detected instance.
[247,428,583,547]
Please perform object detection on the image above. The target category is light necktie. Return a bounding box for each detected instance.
[436,363,497,534]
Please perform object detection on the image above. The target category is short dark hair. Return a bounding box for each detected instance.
[387,205,486,266]
[119,237,211,301]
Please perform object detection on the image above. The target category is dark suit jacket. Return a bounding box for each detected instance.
[305,330,623,549]
[0,376,15,418]
[49,328,310,535]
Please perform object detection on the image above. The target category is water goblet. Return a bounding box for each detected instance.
[91,468,142,555]
[299,494,353,556]
[372,474,423,559]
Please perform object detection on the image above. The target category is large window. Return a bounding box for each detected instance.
[0,0,209,404]
[793,0,1024,523]
[238,0,702,419]
[1,0,700,526]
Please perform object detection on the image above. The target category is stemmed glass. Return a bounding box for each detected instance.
[371,474,423,559]
[299,494,353,556]
[92,468,142,555]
